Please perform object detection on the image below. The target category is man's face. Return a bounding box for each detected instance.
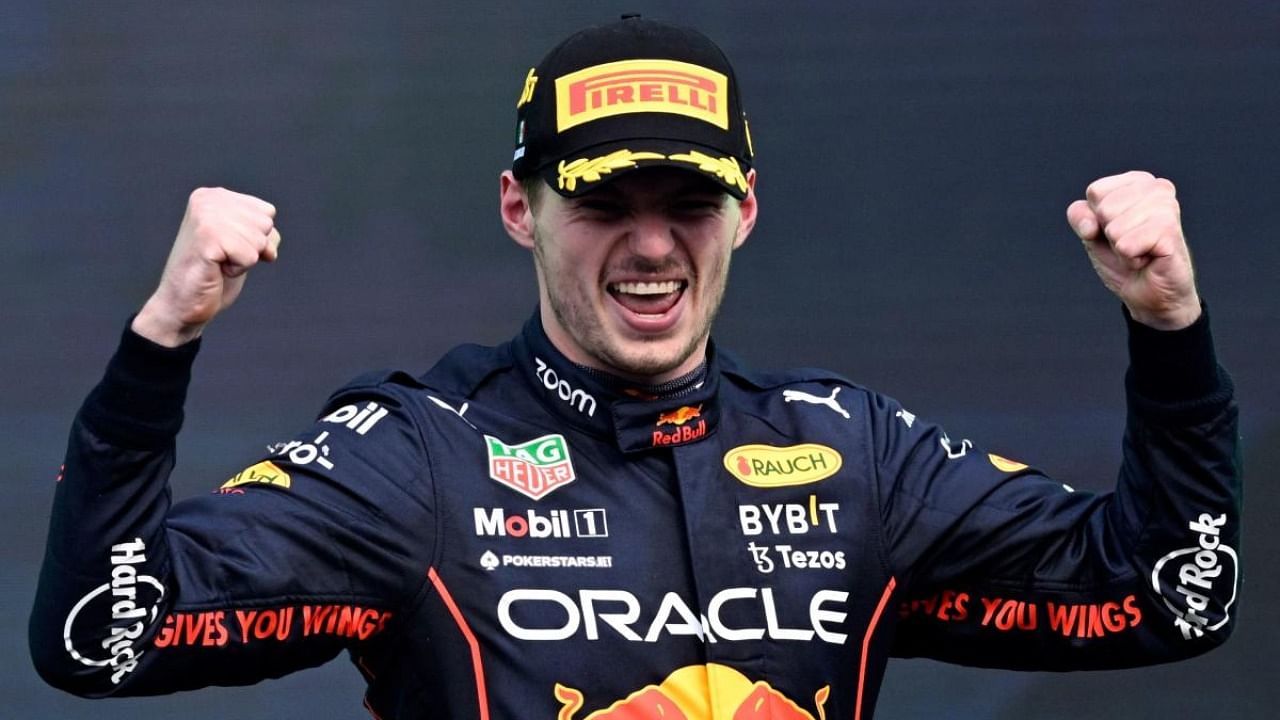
[502,167,757,383]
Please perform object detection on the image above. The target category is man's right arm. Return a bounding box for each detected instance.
[29,190,434,696]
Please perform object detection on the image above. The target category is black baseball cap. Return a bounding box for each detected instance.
[511,15,754,199]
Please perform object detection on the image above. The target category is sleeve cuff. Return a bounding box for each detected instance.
[1124,303,1232,418]
[79,316,202,447]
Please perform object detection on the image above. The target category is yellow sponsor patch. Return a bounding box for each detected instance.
[221,460,292,491]
[555,59,729,132]
[723,444,842,488]
[988,453,1029,472]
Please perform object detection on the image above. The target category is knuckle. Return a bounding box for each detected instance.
[188,187,213,207]
[1155,206,1179,225]
[1093,200,1117,224]
[1085,181,1104,203]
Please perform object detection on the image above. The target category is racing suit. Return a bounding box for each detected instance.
[31,308,1240,720]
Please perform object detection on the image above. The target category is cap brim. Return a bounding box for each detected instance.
[538,139,750,200]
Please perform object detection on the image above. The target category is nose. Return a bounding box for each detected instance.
[626,211,677,260]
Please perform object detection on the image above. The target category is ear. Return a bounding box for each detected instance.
[732,169,758,249]
[499,171,535,250]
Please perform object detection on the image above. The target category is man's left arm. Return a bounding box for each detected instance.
[887,172,1241,668]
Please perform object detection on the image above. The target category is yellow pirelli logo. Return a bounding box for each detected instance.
[555,59,729,132]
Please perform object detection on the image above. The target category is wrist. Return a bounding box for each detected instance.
[1124,301,1221,405]
[81,314,202,448]
[132,297,205,347]
[1124,295,1202,331]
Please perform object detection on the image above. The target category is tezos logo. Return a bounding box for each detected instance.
[1151,512,1238,640]
[63,538,165,684]
[535,357,597,417]
[485,434,576,500]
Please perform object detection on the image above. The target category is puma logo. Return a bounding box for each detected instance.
[782,387,850,420]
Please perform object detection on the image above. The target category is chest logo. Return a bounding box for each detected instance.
[783,386,850,420]
[485,434,576,500]
[652,405,708,447]
[724,444,842,488]
[219,460,291,494]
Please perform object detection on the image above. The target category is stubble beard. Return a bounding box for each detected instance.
[533,227,732,381]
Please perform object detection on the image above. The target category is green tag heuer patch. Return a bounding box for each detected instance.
[484,433,576,500]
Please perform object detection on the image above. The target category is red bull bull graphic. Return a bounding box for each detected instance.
[657,405,703,426]
[555,663,829,720]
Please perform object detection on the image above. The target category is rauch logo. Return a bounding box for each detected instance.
[723,444,842,488]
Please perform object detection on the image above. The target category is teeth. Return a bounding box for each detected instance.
[611,280,682,296]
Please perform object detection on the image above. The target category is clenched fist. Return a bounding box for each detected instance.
[1067,171,1200,330]
[132,188,280,347]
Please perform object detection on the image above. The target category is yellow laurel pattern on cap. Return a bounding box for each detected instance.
[556,149,665,192]
[516,68,538,109]
[667,150,748,194]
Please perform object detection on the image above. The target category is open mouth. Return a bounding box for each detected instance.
[608,280,688,317]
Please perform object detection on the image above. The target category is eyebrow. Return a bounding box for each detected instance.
[574,181,726,205]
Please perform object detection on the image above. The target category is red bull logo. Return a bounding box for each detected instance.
[652,405,708,447]
[555,663,829,720]
[657,405,703,427]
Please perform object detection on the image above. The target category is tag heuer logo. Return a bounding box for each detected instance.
[484,434,576,500]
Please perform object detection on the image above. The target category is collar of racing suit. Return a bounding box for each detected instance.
[512,311,722,454]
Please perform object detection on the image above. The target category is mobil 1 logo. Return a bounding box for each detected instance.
[474,507,608,540]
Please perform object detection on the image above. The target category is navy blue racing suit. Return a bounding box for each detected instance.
[31,309,1240,719]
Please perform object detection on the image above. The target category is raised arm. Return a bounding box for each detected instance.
[885,172,1239,669]
[30,190,431,697]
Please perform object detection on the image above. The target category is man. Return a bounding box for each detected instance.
[31,16,1239,720]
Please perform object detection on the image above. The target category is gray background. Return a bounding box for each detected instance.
[3,1,1277,718]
